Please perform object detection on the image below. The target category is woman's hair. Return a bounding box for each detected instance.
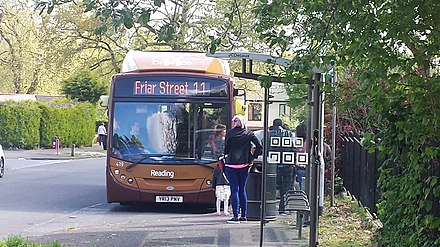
[232,115,246,129]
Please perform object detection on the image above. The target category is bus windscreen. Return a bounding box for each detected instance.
[110,101,229,164]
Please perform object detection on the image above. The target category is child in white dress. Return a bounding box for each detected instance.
[212,163,231,215]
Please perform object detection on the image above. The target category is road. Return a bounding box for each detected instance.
[0,157,308,246]
[0,158,107,239]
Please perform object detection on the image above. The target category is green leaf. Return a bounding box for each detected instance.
[430,177,438,187]
[114,16,124,27]
[425,147,434,157]
[258,75,273,89]
[138,11,151,27]
[208,42,217,54]
[84,0,95,12]
[154,0,164,7]
[123,16,134,29]
[424,187,431,200]
[47,4,54,14]
[94,25,108,36]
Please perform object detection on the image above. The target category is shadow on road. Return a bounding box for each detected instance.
[109,203,216,214]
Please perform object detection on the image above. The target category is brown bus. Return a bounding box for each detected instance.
[105,51,241,206]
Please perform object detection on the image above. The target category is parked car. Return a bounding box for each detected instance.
[0,144,4,178]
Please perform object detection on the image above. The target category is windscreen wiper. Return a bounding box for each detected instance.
[125,154,176,170]
[126,155,153,171]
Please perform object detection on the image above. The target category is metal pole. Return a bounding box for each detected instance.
[71,144,76,156]
[302,80,313,226]
[259,87,270,247]
[309,73,321,247]
[319,75,325,216]
[305,81,313,197]
[330,72,337,206]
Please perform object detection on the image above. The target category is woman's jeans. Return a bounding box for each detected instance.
[225,166,249,218]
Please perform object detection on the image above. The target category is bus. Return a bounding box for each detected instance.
[105,50,242,206]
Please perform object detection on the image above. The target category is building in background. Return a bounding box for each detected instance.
[240,82,294,130]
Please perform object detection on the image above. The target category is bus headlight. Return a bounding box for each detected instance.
[114,169,120,175]
[120,174,126,180]
[127,178,134,184]
[206,179,212,185]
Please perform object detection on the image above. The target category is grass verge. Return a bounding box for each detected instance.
[0,235,61,247]
[318,194,381,246]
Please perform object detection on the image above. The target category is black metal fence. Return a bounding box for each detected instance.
[340,132,383,214]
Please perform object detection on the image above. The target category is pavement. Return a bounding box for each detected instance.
[3,145,309,246]
[4,144,107,160]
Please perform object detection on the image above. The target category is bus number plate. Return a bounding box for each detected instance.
[156,196,183,203]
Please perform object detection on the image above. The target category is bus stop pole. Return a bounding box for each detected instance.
[319,74,326,215]
[305,81,313,197]
[309,73,322,247]
[330,72,337,206]
[259,87,270,247]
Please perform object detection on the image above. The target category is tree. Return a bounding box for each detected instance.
[35,0,287,113]
[36,0,263,77]
[47,4,135,75]
[61,69,108,104]
[0,0,94,94]
[252,0,440,246]
[0,0,42,94]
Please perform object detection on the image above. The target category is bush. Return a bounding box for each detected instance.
[0,100,97,149]
[39,100,97,148]
[0,101,41,149]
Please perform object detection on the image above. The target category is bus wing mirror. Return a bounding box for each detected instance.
[99,95,109,107]
[233,89,246,97]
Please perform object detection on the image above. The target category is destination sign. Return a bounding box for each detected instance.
[114,75,228,97]
[134,80,208,95]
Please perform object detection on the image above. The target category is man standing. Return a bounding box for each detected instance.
[97,123,107,147]
[269,118,294,214]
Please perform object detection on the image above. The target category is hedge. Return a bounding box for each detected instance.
[0,100,96,149]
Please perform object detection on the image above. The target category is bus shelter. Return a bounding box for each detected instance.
[207,52,335,247]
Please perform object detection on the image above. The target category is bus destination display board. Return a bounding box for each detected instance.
[114,75,228,97]
[135,80,208,95]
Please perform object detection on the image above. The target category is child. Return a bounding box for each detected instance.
[212,160,230,216]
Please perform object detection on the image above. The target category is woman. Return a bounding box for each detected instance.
[224,115,263,223]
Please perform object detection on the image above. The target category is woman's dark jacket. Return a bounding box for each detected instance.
[224,127,263,164]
